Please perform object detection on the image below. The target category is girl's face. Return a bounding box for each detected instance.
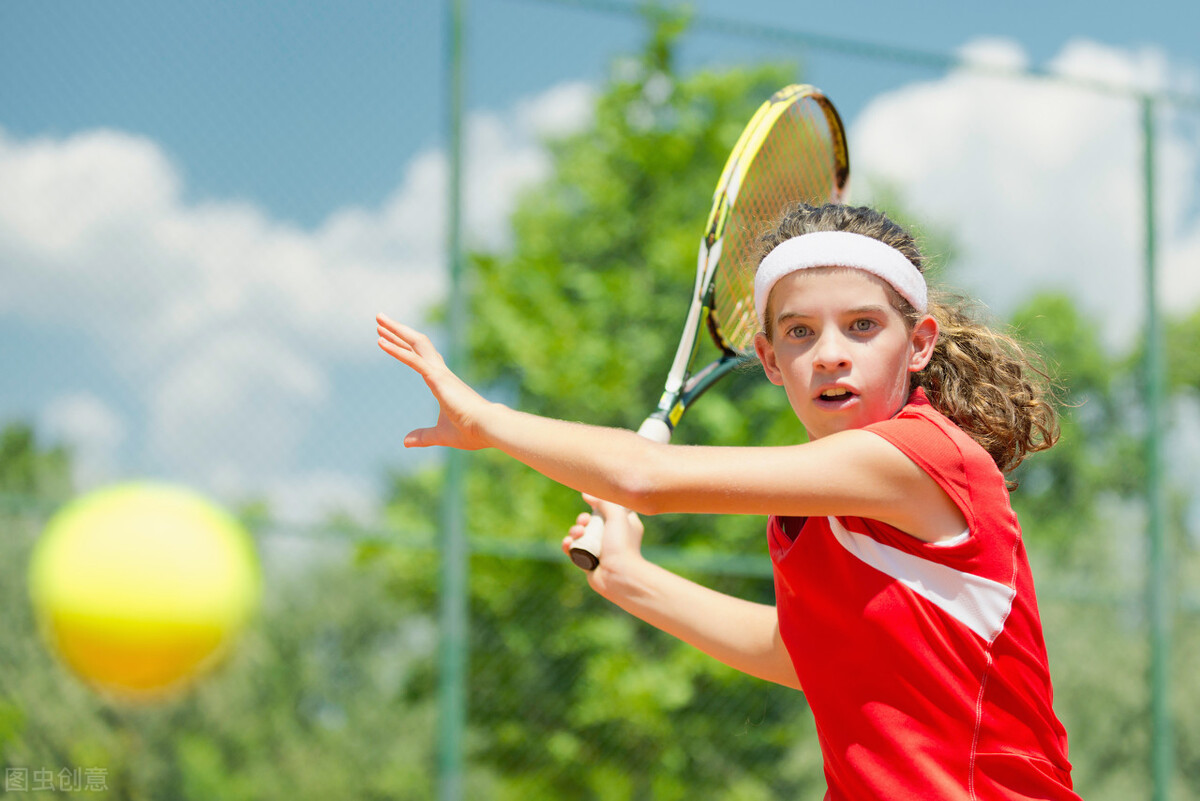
[753,267,938,440]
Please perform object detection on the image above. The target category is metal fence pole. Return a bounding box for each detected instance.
[1142,93,1173,801]
[438,0,468,799]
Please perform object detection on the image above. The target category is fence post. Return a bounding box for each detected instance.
[438,0,468,799]
[1141,93,1173,801]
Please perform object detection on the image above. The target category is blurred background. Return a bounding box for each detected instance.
[3,0,1199,798]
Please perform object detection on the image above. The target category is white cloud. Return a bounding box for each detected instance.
[1,81,598,520]
[145,332,329,479]
[514,81,597,140]
[955,38,1029,72]
[463,113,552,251]
[259,470,380,528]
[851,38,1200,343]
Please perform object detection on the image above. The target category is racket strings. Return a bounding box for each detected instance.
[711,95,846,353]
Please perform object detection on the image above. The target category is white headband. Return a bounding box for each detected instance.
[754,231,928,326]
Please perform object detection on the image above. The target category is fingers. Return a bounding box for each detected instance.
[377,312,416,340]
[377,314,453,384]
[403,427,437,448]
[377,324,415,354]
[376,314,444,364]
[561,515,590,555]
[378,336,422,371]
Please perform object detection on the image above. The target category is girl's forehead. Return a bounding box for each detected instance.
[771,266,896,306]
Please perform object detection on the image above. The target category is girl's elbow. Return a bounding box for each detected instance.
[610,449,670,515]
[613,472,666,516]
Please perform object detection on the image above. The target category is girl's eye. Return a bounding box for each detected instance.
[851,319,876,332]
[788,325,811,338]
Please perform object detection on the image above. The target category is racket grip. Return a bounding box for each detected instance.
[569,513,605,571]
[568,415,673,571]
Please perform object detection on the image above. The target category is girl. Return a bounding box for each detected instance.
[377,203,1079,800]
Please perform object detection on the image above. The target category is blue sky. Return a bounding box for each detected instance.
[3,1,1199,522]
[6,0,1198,226]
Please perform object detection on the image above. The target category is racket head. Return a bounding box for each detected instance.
[570,86,850,572]
[707,85,850,355]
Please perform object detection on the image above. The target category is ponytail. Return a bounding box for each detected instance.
[916,292,1059,477]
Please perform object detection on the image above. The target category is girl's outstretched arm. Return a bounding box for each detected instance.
[379,315,799,686]
[377,314,965,543]
[565,495,800,690]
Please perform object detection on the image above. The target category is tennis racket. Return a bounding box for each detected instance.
[569,84,850,571]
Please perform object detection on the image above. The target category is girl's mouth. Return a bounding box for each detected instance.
[815,387,857,408]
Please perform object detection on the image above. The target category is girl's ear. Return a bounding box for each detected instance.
[908,315,939,372]
[755,332,785,386]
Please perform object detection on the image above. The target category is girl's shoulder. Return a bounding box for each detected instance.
[866,388,1011,523]
[871,388,999,472]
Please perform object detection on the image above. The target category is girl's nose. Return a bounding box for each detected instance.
[812,331,851,371]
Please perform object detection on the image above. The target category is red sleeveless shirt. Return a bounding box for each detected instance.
[769,388,1078,800]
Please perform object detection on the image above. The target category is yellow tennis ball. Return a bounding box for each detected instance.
[29,482,261,702]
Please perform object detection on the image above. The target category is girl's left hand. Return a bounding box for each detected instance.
[376,313,494,451]
[562,493,646,596]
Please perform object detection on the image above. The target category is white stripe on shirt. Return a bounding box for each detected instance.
[827,517,1016,642]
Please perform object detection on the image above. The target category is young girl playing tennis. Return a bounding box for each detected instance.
[377,203,1079,800]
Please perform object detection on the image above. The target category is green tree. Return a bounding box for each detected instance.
[1008,292,1143,564]
[1005,293,1200,798]
[1166,306,1200,395]
[0,422,72,506]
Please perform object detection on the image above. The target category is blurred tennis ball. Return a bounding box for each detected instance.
[29,482,261,702]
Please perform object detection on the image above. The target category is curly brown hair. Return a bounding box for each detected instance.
[755,203,1059,477]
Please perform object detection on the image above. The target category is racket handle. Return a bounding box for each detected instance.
[568,415,672,571]
[569,514,605,571]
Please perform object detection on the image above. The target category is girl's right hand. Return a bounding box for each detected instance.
[563,493,645,594]
[376,313,494,451]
